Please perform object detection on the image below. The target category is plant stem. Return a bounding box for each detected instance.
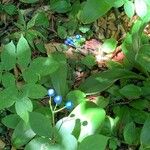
[49,97,55,127]
[54,106,66,113]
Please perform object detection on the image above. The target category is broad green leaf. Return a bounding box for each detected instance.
[50,53,68,96]
[113,0,124,8]
[78,134,109,150]
[27,12,49,29]
[102,38,117,53]
[119,84,142,99]
[81,55,96,69]
[129,99,149,110]
[130,108,149,124]
[22,68,39,83]
[56,101,106,142]
[22,83,47,99]
[25,137,62,150]
[124,1,135,18]
[2,114,20,129]
[19,0,39,3]
[79,0,112,24]
[3,4,16,15]
[136,44,150,72]
[50,0,71,13]
[2,72,15,88]
[15,97,33,123]
[135,0,148,18]
[57,26,67,39]
[66,90,87,106]
[95,96,109,108]
[16,35,31,68]
[123,122,138,145]
[0,86,18,110]
[1,41,16,71]
[29,112,52,137]
[12,121,35,148]
[79,69,144,94]
[140,117,150,148]
[29,56,59,77]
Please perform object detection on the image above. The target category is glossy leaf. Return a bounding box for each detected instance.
[0,86,18,110]
[12,121,35,148]
[66,90,86,106]
[119,84,142,99]
[123,122,137,144]
[135,0,148,18]
[78,134,109,150]
[22,83,47,99]
[2,114,20,129]
[79,69,144,94]
[15,97,33,123]
[124,1,135,18]
[29,112,52,137]
[1,41,16,71]
[16,35,31,68]
[2,72,15,88]
[136,44,150,72]
[140,117,150,148]
[79,0,112,24]
[102,38,117,53]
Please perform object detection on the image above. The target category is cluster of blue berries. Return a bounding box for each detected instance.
[64,35,85,48]
[48,89,73,110]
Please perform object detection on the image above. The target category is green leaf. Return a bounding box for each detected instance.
[51,0,71,13]
[57,26,67,39]
[29,112,52,137]
[66,90,86,106]
[140,117,150,148]
[27,12,49,29]
[12,121,35,148]
[16,35,31,68]
[79,69,144,94]
[22,68,39,83]
[22,83,47,99]
[15,97,33,123]
[50,53,68,96]
[123,122,137,145]
[124,1,135,18]
[136,44,150,72]
[79,0,112,24]
[29,56,59,77]
[113,0,125,8]
[0,86,18,110]
[130,108,149,124]
[56,101,106,142]
[102,38,117,53]
[81,55,96,69]
[1,41,16,71]
[135,0,148,18]
[25,137,62,150]
[119,84,142,99]
[19,0,39,3]
[129,99,149,110]
[2,72,15,88]
[3,4,16,15]
[78,134,109,150]
[2,114,20,129]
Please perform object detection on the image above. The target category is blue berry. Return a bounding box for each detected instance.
[48,89,55,97]
[65,101,73,110]
[67,38,73,44]
[65,40,69,45]
[76,35,81,39]
[54,95,62,105]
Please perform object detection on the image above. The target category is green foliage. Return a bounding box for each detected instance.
[1,0,150,149]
